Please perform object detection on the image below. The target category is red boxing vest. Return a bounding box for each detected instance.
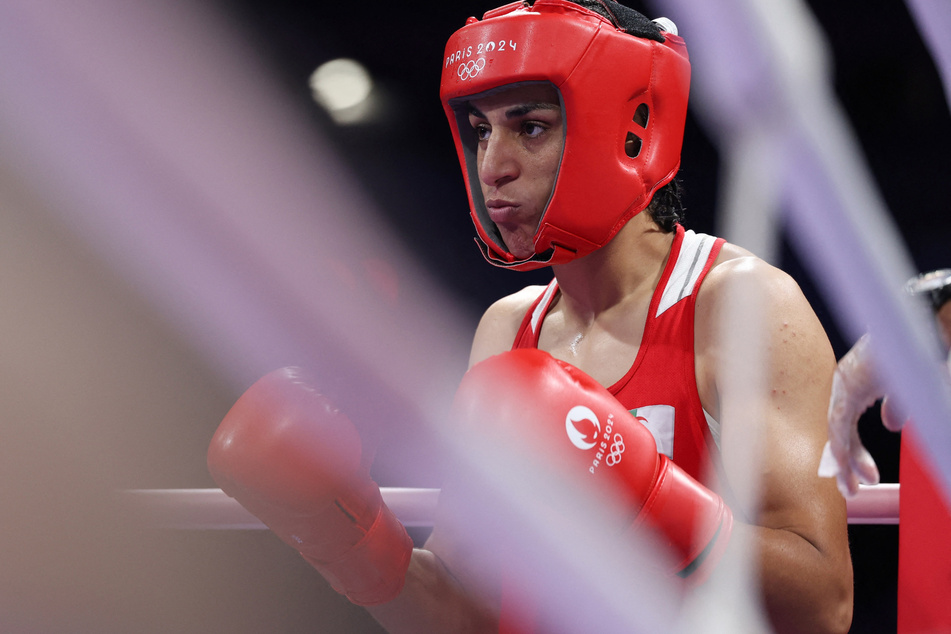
[512,224,725,483]
[500,225,725,634]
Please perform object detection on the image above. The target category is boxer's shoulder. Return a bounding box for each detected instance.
[697,241,805,313]
[469,285,549,368]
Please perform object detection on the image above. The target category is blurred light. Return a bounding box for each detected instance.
[309,58,375,125]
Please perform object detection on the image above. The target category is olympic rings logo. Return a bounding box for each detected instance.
[457,58,486,81]
[605,434,625,466]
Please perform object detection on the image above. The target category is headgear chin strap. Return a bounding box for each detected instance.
[440,0,690,271]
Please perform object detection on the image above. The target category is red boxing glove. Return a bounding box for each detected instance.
[452,349,732,583]
[206,367,413,605]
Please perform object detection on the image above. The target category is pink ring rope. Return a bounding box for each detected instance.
[121,484,897,529]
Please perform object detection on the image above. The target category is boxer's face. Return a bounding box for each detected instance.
[466,83,564,259]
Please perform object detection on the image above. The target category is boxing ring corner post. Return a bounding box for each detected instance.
[120,484,898,529]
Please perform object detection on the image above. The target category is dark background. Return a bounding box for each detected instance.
[2,0,947,631]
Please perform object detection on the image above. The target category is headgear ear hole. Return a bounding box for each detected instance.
[633,103,649,128]
[625,131,643,158]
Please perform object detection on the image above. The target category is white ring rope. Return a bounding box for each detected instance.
[121,484,897,529]
[121,487,441,530]
[844,483,899,525]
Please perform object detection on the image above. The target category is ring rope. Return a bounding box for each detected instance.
[121,484,897,529]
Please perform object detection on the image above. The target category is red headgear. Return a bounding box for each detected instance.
[440,0,690,270]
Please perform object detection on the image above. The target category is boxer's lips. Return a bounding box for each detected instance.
[485,199,522,225]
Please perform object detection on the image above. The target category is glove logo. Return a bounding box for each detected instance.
[605,434,625,466]
[566,405,600,450]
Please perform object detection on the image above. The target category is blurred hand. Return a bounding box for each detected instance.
[819,334,889,497]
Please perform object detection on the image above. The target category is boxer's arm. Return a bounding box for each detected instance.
[696,255,853,634]
[365,541,499,634]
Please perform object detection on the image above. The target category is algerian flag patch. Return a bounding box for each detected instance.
[629,405,675,459]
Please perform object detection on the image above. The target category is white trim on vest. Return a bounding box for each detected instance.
[530,282,559,335]
[656,230,716,317]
